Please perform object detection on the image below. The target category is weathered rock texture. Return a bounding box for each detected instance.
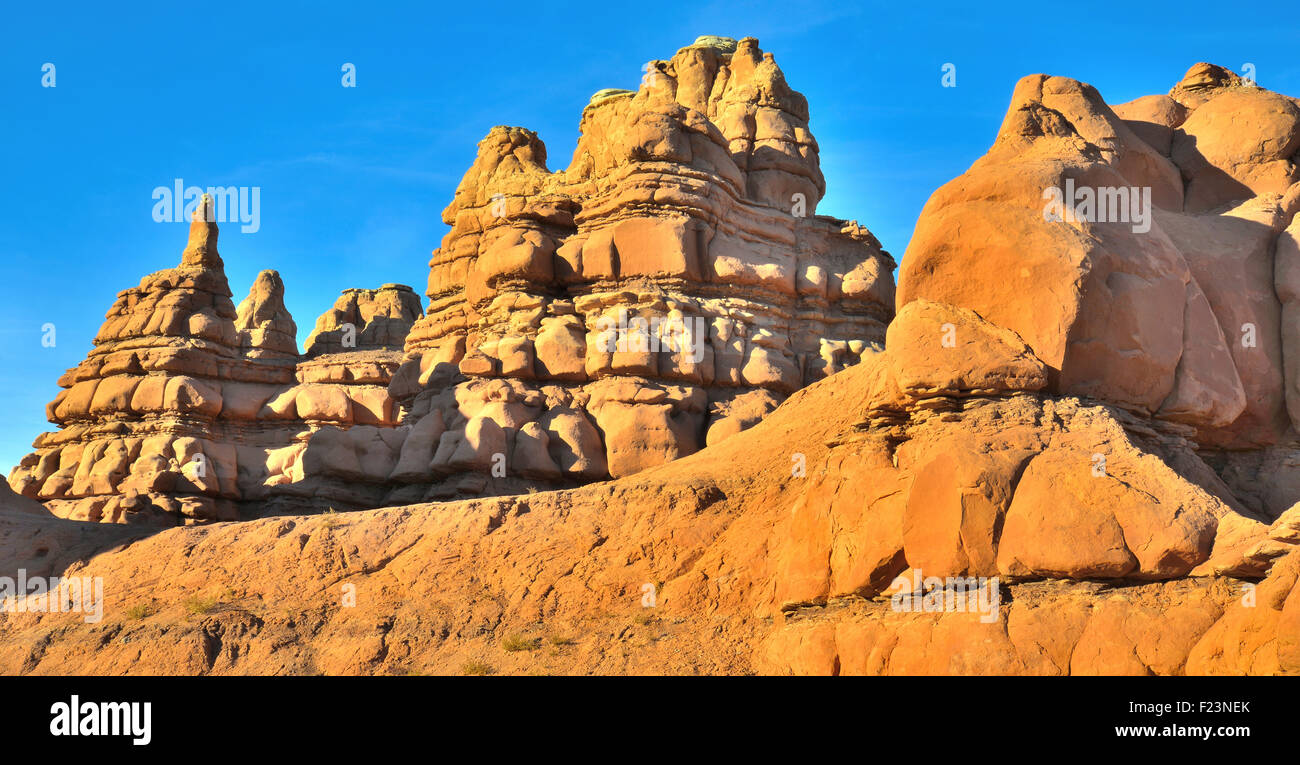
[304,284,422,357]
[1,352,1297,676]
[386,34,893,499]
[5,200,425,523]
[901,63,1300,480]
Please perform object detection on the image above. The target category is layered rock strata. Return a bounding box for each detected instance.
[2,61,1300,676]
[387,35,895,498]
[2,340,1297,675]
[6,201,424,523]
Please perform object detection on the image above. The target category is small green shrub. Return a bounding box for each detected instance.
[183,595,218,615]
[462,661,495,676]
[502,633,540,652]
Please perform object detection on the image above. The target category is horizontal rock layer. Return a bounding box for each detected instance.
[2,347,1296,675]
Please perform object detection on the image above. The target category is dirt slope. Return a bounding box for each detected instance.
[2,355,1297,675]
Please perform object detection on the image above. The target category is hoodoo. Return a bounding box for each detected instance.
[7,198,422,522]
[386,34,895,497]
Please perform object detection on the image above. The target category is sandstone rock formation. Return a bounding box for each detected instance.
[388,35,894,499]
[304,284,422,357]
[235,270,298,360]
[2,352,1297,675]
[7,37,894,522]
[5,199,423,523]
[900,63,1300,475]
[3,57,1298,677]
[0,481,51,517]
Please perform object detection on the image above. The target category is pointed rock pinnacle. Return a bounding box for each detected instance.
[182,193,222,268]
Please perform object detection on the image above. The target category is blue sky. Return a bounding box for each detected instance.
[1,0,1297,472]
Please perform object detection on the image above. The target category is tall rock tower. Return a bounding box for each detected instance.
[9,197,298,523]
[385,36,896,500]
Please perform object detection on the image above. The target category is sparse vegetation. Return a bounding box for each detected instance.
[125,603,153,620]
[183,595,219,615]
[548,635,574,647]
[502,633,541,652]
[633,612,654,626]
[462,661,495,676]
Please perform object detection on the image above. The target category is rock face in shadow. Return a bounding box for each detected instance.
[0,481,50,517]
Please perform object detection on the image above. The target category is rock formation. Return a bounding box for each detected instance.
[3,55,1298,676]
[6,37,894,522]
[5,198,425,523]
[387,35,894,500]
[751,62,1300,672]
[2,349,1296,675]
[901,63,1300,512]
[304,284,422,357]
[235,270,298,360]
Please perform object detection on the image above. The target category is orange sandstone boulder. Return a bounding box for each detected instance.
[901,63,1300,454]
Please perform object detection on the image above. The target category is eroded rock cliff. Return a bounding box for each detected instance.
[5,202,423,522]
